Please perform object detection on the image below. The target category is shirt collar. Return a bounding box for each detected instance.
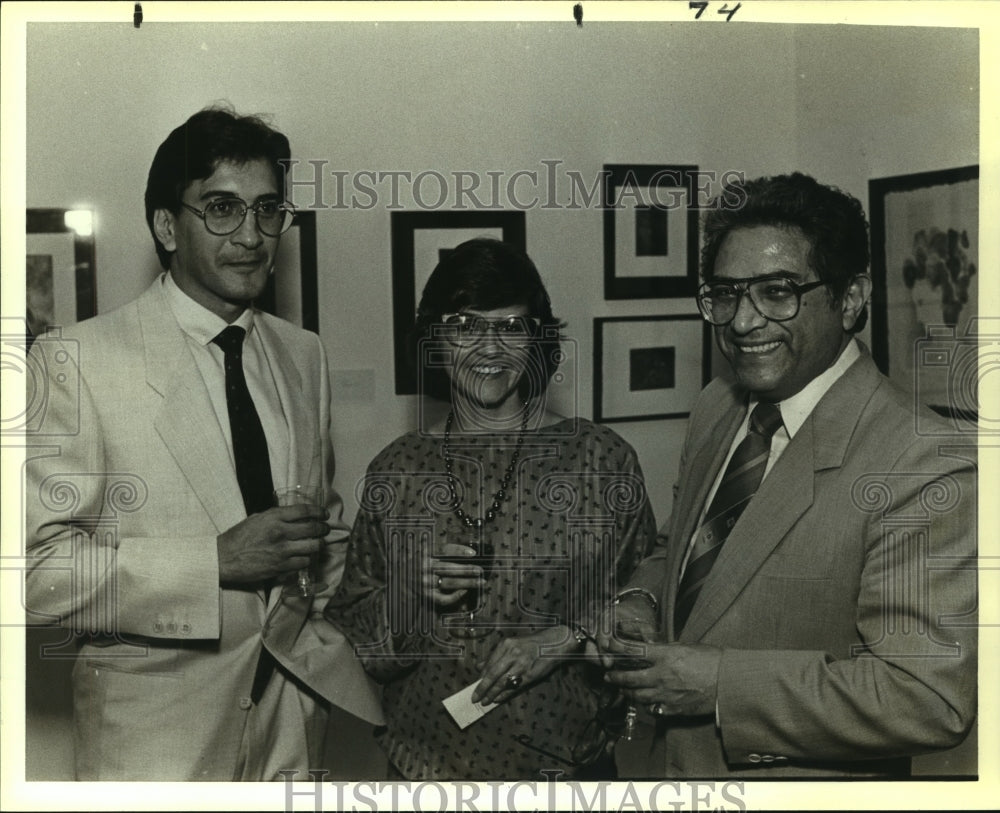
[162,272,255,346]
[750,338,861,439]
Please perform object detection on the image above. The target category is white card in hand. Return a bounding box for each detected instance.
[442,681,496,729]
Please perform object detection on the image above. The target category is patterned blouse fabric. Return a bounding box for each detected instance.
[326,418,657,780]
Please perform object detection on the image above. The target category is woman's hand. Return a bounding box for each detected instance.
[471,626,578,705]
[422,542,484,608]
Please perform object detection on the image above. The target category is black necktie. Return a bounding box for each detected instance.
[213,325,278,705]
[212,326,274,516]
[674,401,783,636]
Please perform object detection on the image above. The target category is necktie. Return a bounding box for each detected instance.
[212,326,274,516]
[674,401,783,636]
[213,326,277,705]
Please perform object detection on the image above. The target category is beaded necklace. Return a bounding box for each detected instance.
[443,407,529,529]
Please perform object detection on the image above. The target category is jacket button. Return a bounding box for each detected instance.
[166,622,177,633]
[181,624,191,634]
[153,622,163,632]
[748,753,762,763]
[239,697,253,711]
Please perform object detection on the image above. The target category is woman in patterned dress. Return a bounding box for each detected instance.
[325,238,657,779]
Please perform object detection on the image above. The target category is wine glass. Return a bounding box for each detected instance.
[273,484,327,599]
[610,614,659,741]
[438,536,495,638]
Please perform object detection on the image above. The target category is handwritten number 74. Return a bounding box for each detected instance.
[689,1,741,21]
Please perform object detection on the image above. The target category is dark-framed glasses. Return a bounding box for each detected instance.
[696,276,827,326]
[181,197,295,237]
[439,313,541,345]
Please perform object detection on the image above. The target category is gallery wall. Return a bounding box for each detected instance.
[20,18,979,778]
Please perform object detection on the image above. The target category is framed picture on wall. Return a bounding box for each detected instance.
[593,314,710,422]
[26,208,97,343]
[390,210,527,395]
[602,164,700,300]
[256,210,319,333]
[869,165,979,420]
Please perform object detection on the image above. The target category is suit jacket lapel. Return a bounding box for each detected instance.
[255,316,317,490]
[139,283,246,535]
[664,399,746,633]
[677,349,882,641]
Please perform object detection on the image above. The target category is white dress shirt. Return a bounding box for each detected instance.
[161,272,290,489]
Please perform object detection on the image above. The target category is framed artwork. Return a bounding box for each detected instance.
[390,210,527,395]
[602,164,700,300]
[26,208,97,342]
[256,210,319,333]
[869,166,979,420]
[593,314,710,422]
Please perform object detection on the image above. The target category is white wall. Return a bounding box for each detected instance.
[21,19,979,779]
[26,21,978,527]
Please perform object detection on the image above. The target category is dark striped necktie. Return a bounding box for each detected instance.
[674,401,783,636]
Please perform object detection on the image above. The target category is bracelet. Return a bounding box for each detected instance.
[613,587,659,614]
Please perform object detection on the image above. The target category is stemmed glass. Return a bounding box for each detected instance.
[610,614,660,741]
[273,484,327,599]
[438,537,496,638]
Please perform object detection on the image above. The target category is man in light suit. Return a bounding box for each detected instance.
[24,108,382,780]
[601,173,976,777]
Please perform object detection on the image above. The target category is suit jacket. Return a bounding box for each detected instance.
[620,347,976,778]
[24,279,383,780]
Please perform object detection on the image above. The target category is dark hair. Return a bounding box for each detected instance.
[412,238,564,402]
[702,172,870,333]
[144,106,291,270]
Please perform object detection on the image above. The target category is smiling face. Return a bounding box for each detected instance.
[446,305,535,418]
[712,225,855,402]
[153,158,280,322]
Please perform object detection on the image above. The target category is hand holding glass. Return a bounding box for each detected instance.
[273,485,326,598]
[608,614,660,741]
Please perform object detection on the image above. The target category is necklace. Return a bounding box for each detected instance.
[443,407,529,528]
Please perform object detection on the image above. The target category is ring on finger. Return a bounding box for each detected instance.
[649,702,666,716]
[504,674,523,690]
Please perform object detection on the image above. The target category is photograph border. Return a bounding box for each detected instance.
[593,313,710,423]
[868,164,979,419]
[602,164,700,300]
[256,210,319,333]
[26,207,97,335]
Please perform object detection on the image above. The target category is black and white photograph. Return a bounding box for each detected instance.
[593,315,710,422]
[602,164,701,299]
[1,2,995,812]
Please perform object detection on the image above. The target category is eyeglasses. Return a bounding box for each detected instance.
[439,313,541,345]
[696,276,827,326]
[180,197,295,237]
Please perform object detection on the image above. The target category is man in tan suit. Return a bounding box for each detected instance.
[24,108,381,780]
[601,173,976,777]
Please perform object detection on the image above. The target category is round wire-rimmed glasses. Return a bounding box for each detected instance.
[696,276,827,326]
[181,198,295,237]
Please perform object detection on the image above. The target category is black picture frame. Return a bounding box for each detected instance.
[593,314,711,422]
[256,210,319,333]
[869,165,979,420]
[390,210,527,395]
[26,208,97,342]
[602,164,700,300]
